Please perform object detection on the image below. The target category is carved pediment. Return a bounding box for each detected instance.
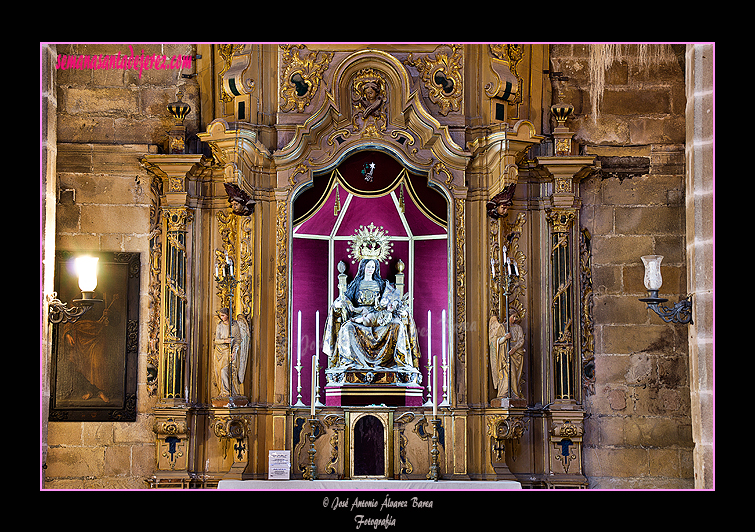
[274,49,470,188]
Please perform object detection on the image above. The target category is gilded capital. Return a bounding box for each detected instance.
[546,208,576,233]
[162,206,193,232]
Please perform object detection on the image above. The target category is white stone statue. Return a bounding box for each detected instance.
[213,308,250,398]
[323,258,422,385]
[489,308,525,401]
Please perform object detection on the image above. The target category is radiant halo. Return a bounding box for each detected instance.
[347,222,393,264]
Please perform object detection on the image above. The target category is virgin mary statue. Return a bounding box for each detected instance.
[323,257,422,385]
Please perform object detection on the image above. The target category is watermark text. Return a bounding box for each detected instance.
[55,45,193,78]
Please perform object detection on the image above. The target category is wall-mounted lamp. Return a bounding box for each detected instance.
[47,256,103,323]
[638,255,693,324]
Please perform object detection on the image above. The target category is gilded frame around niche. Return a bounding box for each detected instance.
[49,251,140,421]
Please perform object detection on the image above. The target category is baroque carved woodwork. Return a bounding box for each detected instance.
[351,68,388,137]
[486,44,522,104]
[580,228,596,396]
[154,415,189,472]
[141,169,163,397]
[275,199,289,368]
[140,45,602,488]
[218,45,244,103]
[279,45,333,113]
[405,45,464,116]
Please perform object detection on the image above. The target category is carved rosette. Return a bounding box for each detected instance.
[486,414,526,441]
[155,416,188,436]
[405,45,464,116]
[211,415,249,440]
[279,45,333,113]
[211,414,250,465]
[486,412,527,471]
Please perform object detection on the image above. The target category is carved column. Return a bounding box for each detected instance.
[141,155,204,403]
[537,143,594,487]
[161,206,192,401]
[141,153,204,487]
[537,157,595,404]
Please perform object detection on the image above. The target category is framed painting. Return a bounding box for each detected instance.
[49,251,140,421]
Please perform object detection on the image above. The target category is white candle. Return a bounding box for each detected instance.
[315,310,320,404]
[297,310,302,364]
[432,355,438,418]
[427,309,432,359]
[311,355,316,417]
[441,309,446,365]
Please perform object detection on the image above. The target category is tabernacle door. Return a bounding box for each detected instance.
[346,409,394,479]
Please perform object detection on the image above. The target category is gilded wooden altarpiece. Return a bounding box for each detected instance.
[199,47,475,481]
[143,44,598,488]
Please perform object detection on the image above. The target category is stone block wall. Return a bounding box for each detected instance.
[45,143,159,489]
[44,43,197,489]
[580,164,694,488]
[551,44,695,488]
[685,43,714,490]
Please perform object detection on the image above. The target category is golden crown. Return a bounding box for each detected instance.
[348,222,393,264]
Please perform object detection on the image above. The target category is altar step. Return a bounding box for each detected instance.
[325,383,424,407]
[217,479,521,490]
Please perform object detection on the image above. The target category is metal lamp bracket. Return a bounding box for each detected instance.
[639,292,693,324]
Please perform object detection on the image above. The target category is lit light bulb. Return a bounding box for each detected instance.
[75,256,99,292]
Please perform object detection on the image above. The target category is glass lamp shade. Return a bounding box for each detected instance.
[75,256,99,292]
[641,255,663,291]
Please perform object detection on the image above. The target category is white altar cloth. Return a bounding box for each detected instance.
[217,479,521,490]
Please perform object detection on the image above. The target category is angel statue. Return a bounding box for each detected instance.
[323,224,422,385]
[489,308,525,402]
[213,308,250,401]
